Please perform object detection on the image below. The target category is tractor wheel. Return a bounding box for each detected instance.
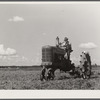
[40,66,46,81]
[40,73,44,81]
[45,68,55,81]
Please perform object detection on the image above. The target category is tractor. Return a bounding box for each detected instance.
[40,37,92,81]
[40,45,75,81]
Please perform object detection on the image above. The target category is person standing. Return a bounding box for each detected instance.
[60,37,73,60]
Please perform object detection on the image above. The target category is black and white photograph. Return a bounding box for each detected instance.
[0,1,99,90]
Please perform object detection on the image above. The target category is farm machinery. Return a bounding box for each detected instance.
[40,37,92,81]
[40,45,75,81]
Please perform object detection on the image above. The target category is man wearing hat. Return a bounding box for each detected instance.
[60,37,73,60]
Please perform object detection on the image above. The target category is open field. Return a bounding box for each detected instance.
[0,66,99,89]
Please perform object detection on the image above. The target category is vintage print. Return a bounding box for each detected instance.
[0,2,99,90]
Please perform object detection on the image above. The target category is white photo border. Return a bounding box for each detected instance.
[0,1,100,99]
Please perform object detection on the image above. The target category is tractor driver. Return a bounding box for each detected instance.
[60,37,73,60]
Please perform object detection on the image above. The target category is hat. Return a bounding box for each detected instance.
[64,37,68,41]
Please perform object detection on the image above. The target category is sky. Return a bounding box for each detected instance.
[0,2,100,66]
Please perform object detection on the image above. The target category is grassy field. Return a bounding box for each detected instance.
[0,66,100,89]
